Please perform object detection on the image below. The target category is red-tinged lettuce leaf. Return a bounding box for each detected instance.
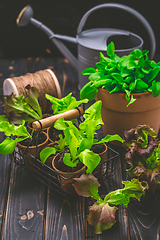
[125,135,157,169]
[25,85,42,118]
[124,125,157,150]
[124,125,158,169]
[131,162,160,194]
[2,111,35,125]
[87,202,117,234]
[123,128,136,150]
[0,87,42,124]
[73,173,100,199]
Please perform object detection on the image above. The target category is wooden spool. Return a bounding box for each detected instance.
[3,69,61,113]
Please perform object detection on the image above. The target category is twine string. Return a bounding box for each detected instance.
[10,69,59,113]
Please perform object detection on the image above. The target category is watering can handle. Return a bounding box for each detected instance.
[77,3,156,59]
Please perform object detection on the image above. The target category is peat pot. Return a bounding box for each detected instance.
[96,88,160,145]
[52,152,86,194]
[18,131,48,171]
[52,143,107,194]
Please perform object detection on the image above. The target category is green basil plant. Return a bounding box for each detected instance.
[80,42,160,106]
[40,100,123,173]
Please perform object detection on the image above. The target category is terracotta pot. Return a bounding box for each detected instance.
[52,152,86,194]
[18,131,48,171]
[93,143,107,177]
[96,88,160,145]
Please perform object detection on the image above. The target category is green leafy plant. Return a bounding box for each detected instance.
[123,124,160,193]
[40,100,123,173]
[0,115,31,155]
[0,85,42,124]
[0,85,43,155]
[80,41,160,106]
[40,133,67,163]
[45,92,88,115]
[72,173,148,234]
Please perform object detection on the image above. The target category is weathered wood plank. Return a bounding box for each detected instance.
[45,189,86,240]
[1,162,46,240]
[128,190,160,240]
[0,153,11,235]
[85,144,129,240]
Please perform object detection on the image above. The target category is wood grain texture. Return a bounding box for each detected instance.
[128,191,160,240]
[2,57,160,240]
[45,188,86,240]
[1,162,46,240]
[0,153,11,236]
[86,144,129,240]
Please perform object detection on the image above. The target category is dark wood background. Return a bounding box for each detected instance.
[0,0,160,59]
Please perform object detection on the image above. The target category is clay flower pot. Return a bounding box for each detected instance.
[52,152,86,194]
[96,88,160,145]
[18,131,48,171]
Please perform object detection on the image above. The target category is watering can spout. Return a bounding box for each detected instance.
[17,5,78,70]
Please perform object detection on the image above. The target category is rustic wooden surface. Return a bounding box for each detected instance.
[0,57,160,240]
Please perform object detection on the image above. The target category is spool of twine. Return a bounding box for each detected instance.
[3,69,61,113]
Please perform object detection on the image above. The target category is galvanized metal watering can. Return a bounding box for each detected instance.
[17,3,156,90]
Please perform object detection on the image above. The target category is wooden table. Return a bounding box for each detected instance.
[0,57,160,240]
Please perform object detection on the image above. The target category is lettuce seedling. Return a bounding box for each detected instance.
[45,92,88,115]
[73,174,148,234]
[0,85,43,155]
[0,85,42,124]
[123,125,160,193]
[80,41,160,106]
[40,100,123,173]
[0,115,31,155]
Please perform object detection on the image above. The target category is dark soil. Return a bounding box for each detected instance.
[55,150,84,173]
[20,132,47,146]
[91,143,106,154]
[55,143,106,173]
[49,126,63,142]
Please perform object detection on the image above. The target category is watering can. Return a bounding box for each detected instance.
[17,3,156,90]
